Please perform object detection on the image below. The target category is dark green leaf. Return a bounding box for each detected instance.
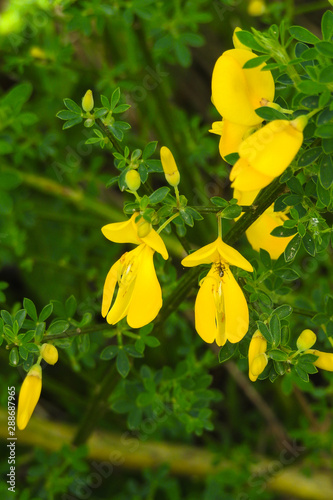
[316,41,333,57]
[116,349,130,378]
[56,110,80,120]
[255,107,287,121]
[65,295,77,318]
[63,98,82,114]
[235,30,265,51]
[243,55,269,69]
[144,336,160,348]
[149,187,170,204]
[23,298,38,322]
[319,154,333,189]
[257,321,273,344]
[322,10,333,40]
[218,341,238,363]
[284,234,302,262]
[47,320,70,335]
[101,345,119,360]
[316,181,331,206]
[274,305,293,319]
[298,147,322,167]
[39,303,53,322]
[142,141,157,160]
[9,347,19,366]
[269,349,288,361]
[63,116,83,129]
[302,233,316,256]
[289,26,320,44]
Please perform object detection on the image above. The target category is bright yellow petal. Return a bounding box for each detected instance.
[127,246,162,328]
[248,330,267,381]
[246,211,293,260]
[181,241,220,267]
[141,229,169,260]
[230,157,274,191]
[101,260,119,317]
[238,120,303,177]
[194,270,218,344]
[217,238,253,272]
[306,349,333,371]
[233,188,260,206]
[219,120,253,159]
[212,49,274,126]
[101,213,140,245]
[209,121,223,136]
[17,366,42,431]
[222,268,249,343]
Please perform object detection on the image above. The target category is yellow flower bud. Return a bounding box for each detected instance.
[40,343,59,365]
[137,218,152,238]
[17,364,42,431]
[306,349,333,371]
[251,353,268,377]
[30,46,46,59]
[296,329,317,351]
[232,28,252,51]
[248,0,266,16]
[160,146,180,187]
[248,330,267,381]
[125,170,141,191]
[82,89,94,112]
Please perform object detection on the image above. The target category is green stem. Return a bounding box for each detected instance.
[185,205,255,214]
[96,119,124,155]
[44,323,114,341]
[157,212,180,234]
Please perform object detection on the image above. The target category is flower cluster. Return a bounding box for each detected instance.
[17,344,58,430]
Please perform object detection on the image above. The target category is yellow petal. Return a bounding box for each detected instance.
[127,246,162,328]
[222,268,249,343]
[238,120,303,177]
[101,214,140,245]
[194,269,218,344]
[209,121,223,136]
[248,330,267,381]
[245,211,293,260]
[212,49,274,126]
[101,260,119,317]
[219,120,253,159]
[181,240,220,267]
[141,229,169,260]
[233,188,260,206]
[17,365,42,431]
[230,157,274,191]
[297,329,317,351]
[217,238,253,272]
[306,349,333,371]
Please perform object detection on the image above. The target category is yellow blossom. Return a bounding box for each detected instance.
[82,89,94,112]
[211,48,274,127]
[209,120,257,160]
[297,329,317,351]
[181,237,253,346]
[248,330,267,381]
[17,364,42,431]
[234,189,293,260]
[248,0,266,16]
[101,213,168,328]
[40,344,59,365]
[305,349,333,371]
[230,118,305,191]
[160,146,180,187]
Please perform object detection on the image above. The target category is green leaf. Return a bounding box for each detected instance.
[269,349,288,361]
[322,10,333,40]
[35,323,45,343]
[19,345,28,360]
[63,98,82,114]
[175,40,191,67]
[284,234,302,262]
[235,30,265,51]
[302,233,315,256]
[315,123,333,138]
[113,104,130,114]
[316,41,333,57]
[15,309,26,329]
[56,110,80,120]
[110,88,121,110]
[100,95,110,108]
[23,298,38,322]
[47,320,70,335]
[260,248,271,269]
[65,295,77,318]
[218,341,238,363]
[62,116,83,129]
[316,181,331,206]
[269,314,281,346]
[319,155,333,189]
[257,321,273,344]
[297,147,322,167]
[289,26,320,44]
[319,65,333,83]
[255,107,287,121]
[243,55,269,69]
[9,347,19,366]
[116,349,130,378]
[101,345,119,360]
[275,269,299,281]
[180,209,194,227]
[149,187,170,204]
[274,305,293,319]
[298,80,325,95]
[144,336,160,348]
[143,141,158,160]
[270,226,297,238]
[221,205,242,219]
[294,365,309,382]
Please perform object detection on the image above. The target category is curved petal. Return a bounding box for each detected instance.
[181,241,220,267]
[222,269,249,343]
[248,330,267,381]
[219,120,253,159]
[230,157,274,191]
[127,246,162,328]
[194,271,217,344]
[101,260,120,317]
[217,238,253,272]
[246,211,293,260]
[233,188,260,206]
[141,229,168,260]
[209,121,223,136]
[101,214,140,244]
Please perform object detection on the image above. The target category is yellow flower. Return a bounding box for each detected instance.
[160,146,180,187]
[181,237,253,346]
[248,0,266,16]
[230,118,305,191]
[211,48,274,127]
[40,344,59,365]
[306,349,333,371]
[101,214,168,328]
[17,364,42,431]
[234,189,294,260]
[210,120,258,160]
[297,329,317,351]
[248,330,267,381]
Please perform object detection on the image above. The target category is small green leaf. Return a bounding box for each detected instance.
[268,349,288,361]
[65,295,77,318]
[39,304,53,322]
[110,88,121,110]
[243,55,269,69]
[62,116,83,129]
[116,349,130,378]
[284,234,302,262]
[298,147,322,167]
[56,110,80,120]
[149,187,170,204]
[274,305,293,319]
[255,107,287,121]
[144,336,160,348]
[269,314,281,346]
[47,320,70,335]
[235,30,265,51]
[23,298,38,322]
[289,26,320,44]
[9,347,19,366]
[63,98,82,114]
[218,341,238,363]
[302,233,316,256]
[322,10,333,40]
[257,321,273,344]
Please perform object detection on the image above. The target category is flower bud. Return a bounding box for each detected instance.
[137,218,152,238]
[248,330,267,381]
[232,28,251,51]
[82,89,94,112]
[17,364,42,430]
[160,146,180,187]
[306,349,333,371]
[251,353,268,378]
[125,170,141,191]
[248,0,266,16]
[40,343,59,365]
[296,329,316,351]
